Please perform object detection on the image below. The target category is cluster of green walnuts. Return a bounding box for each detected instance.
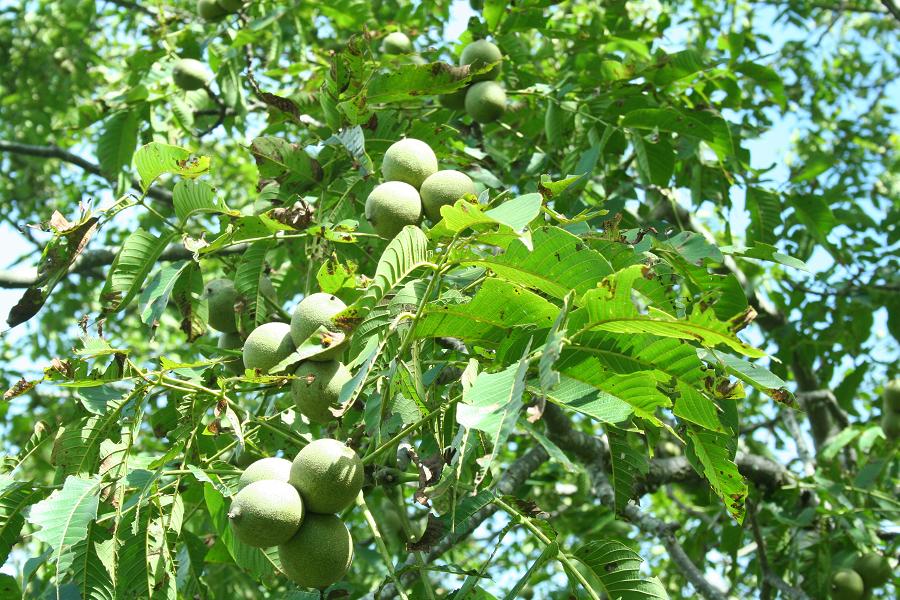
[366,137,476,238]
[830,552,892,600]
[207,279,353,424]
[228,439,363,588]
[380,31,507,124]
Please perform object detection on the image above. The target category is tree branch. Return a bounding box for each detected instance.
[0,140,173,204]
[881,0,900,21]
[0,243,247,289]
[543,405,727,600]
[375,446,549,599]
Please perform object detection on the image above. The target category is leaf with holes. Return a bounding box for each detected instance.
[574,539,669,599]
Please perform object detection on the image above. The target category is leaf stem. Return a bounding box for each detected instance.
[355,492,413,600]
[361,397,459,465]
[493,497,601,600]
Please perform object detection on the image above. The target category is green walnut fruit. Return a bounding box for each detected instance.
[420,170,476,222]
[381,31,412,55]
[238,457,292,489]
[365,181,423,239]
[242,322,295,373]
[289,439,364,514]
[884,378,900,412]
[292,361,352,424]
[278,513,353,589]
[228,480,305,548]
[197,0,226,20]
[830,569,865,600]
[173,58,212,91]
[218,332,244,375]
[290,293,348,361]
[853,553,891,589]
[466,81,506,124]
[381,138,438,189]
[217,0,245,11]
[205,278,238,333]
[459,39,502,81]
[440,87,468,110]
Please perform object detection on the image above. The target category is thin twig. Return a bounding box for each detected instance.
[0,243,247,289]
[0,140,173,203]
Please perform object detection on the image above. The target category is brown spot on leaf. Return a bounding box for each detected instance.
[4,378,39,400]
[270,199,315,229]
[406,514,444,552]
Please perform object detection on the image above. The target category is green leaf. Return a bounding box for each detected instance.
[607,426,649,513]
[233,241,274,330]
[173,179,232,223]
[250,136,319,194]
[720,243,808,271]
[820,427,860,462]
[327,126,373,175]
[623,107,733,159]
[414,278,558,348]
[52,390,134,476]
[352,61,474,106]
[686,426,747,522]
[316,258,361,299]
[74,385,128,415]
[344,225,431,322]
[539,293,571,393]
[734,62,785,106]
[523,423,576,473]
[1,421,51,473]
[0,478,50,564]
[484,0,506,30]
[114,509,151,599]
[0,574,20,597]
[132,142,211,191]
[540,374,651,425]
[458,342,531,474]
[704,350,793,405]
[97,110,138,179]
[74,336,129,358]
[631,133,674,187]
[139,261,192,331]
[100,229,177,313]
[745,187,782,245]
[789,193,839,250]
[469,226,614,301]
[71,521,115,600]
[485,193,543,232]
[26,476,102,577]
[502,541,557,600]
[437,489,495,538]
[574,539,669,599]
[649,49,705,86]
[574,266,763,358]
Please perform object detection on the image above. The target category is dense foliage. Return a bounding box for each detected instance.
[1,1,898,598]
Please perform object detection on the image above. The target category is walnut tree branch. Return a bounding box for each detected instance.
[881,0,900,21]
[0,243,247,289]
[375,446,549,599]
[0,140,173,204]
[543,404,728,600]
